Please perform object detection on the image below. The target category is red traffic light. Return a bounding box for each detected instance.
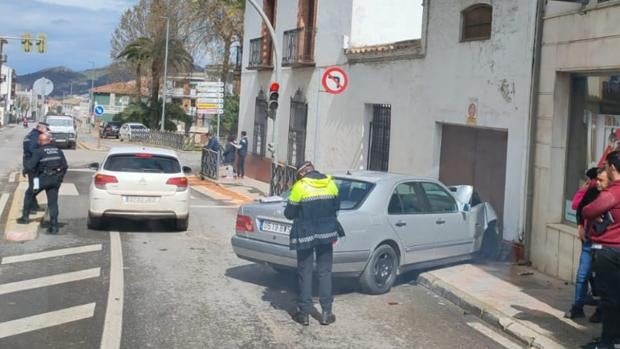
[269,82,280,92]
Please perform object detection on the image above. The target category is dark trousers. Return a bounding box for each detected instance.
[45,186,59,226]
[296,243,333,314]
[592,247,620,343]
[22,172,40,215]
[236,153,246,178]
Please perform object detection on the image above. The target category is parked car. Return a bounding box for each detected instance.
[119,122,149,142]
[87,146,192,231]
[231,171,498,294]
[45,115,77,149]
[100,121,123,139]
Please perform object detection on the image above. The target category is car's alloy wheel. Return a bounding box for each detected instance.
[359,244,398,295]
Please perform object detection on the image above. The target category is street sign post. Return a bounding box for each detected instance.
[94,105,105,117]
[196,81,226,176]
[321,66,348,94]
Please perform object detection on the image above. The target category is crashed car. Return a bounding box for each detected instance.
[231,170,498,295]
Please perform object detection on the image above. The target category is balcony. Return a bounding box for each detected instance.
[247,36,273,70]
[282,27,316,67]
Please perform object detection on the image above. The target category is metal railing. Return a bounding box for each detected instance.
[282,27,316,66]
[248,36,273,69]
[128,129,193,151]
[200,148,220,180]
[270,162,297,196]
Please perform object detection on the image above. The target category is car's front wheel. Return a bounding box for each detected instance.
[175,217,189,231]
[359,244,398,295]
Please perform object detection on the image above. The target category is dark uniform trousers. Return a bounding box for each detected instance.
[236,153,246,178]
[592,247,620,343]
[296,243,334,314]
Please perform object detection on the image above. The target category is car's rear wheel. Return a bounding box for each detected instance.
[175,217,189,231]
[87,213,103,230]
[359,244,398,295]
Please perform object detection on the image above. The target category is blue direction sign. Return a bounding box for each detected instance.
[94,105,105,116]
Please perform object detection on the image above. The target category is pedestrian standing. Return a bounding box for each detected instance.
[17,122,48,224]
[22,133,68,234]
[284,161,344,326]
[205,132,220,152]
[222,135,240,179]
[565,167,606,322]
[583,150,620,348]
[236,131,248,179]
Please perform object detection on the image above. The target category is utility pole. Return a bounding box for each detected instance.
[246,0,281,192]
[160,16,170,131]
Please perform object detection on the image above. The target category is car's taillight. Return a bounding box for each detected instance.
[236,215,254,233]
[94,174,118,189]
[166,177,188,191]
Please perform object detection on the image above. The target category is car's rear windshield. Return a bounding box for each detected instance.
[104,154,180,173]
[47,119,73,127]
[108,122,122,127]
[333,178,374,210]
[130,125,147,129]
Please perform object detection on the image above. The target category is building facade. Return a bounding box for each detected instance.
[530,0,620,282]
[0,64,15,126]
[239,0,540,244]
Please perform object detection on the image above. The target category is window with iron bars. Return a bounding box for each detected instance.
[288,90,308,166]
[368,104,391,172]
[253,90,268,157]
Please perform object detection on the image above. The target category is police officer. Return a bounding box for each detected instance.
[236,131,248,178]
[18,122,49,223]
[20,133,68,234]
[284,161,344,326]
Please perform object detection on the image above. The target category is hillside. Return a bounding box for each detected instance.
[16,64,134,97]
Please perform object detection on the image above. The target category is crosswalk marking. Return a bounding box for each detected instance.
[0,303,96,339]
[467,322,523,349]
[1,244,102,265]
[0,268,101,296]
[0,193,9,219]
[8,172,18,183]
[59,183,79,196]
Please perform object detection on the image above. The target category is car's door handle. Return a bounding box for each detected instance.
[436,219,446,225]
[395,221,407,227]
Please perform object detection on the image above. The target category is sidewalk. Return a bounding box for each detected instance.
[418,262,601,349]
[189,169,270,205]
[3,173,46,242]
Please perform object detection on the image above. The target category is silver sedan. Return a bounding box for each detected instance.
[231,170,498,294]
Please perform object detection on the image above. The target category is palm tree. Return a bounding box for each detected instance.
[116,37,152,102]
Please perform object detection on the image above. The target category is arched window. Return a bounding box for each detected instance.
[253,90,268,156]
[461,4,492,41]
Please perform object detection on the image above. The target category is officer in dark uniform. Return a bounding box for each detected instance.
[18,122,49,222]
[19,133,68,234]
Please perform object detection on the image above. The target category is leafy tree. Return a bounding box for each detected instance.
[114,101,192,132]
[210,93,239,136]
[116,37,152,101]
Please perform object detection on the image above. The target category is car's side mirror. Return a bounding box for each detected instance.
[88,162,100,171]
[182,166,192,174]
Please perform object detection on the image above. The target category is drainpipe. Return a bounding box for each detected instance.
[523,0,546,262]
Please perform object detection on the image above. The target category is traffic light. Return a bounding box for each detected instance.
[21,33,32,53]
[36,34,46,53]
[268,82,279,119]
[267,142,275,155]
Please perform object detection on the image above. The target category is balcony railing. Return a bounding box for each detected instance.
[282,27,316,67]
[247,36,273,70]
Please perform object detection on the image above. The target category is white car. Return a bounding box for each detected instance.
[46,115,77,149]
[119,122,149,142]
[87,146,191,231]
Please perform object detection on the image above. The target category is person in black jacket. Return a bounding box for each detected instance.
[19,133,68,234]
[20,122,49,218]
[284,161,343,326]
[236,131,248,178]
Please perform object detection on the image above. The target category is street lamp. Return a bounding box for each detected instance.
[160,16,170,131]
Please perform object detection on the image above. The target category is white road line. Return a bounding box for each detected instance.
[0,193,9,218]
[100,231,123,349]
[1,244,103,265]
[59,183,79,196]
[467,322,523,349]
[0,268,101,296]
[8,172,18,183]
[0,303,96,339]
[190,205,238,209]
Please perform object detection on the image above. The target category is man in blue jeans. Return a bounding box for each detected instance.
[565,167,606,321]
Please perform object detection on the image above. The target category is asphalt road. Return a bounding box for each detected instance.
[0,125,523,349]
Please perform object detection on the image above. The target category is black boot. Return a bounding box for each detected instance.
[16,215,30,224]
[589,307,602,323]
[564,305,585,319]
[47,219,59,235]
[319,310,336,325]
[292,311,309,326]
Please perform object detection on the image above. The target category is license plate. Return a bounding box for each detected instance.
[123,196,158,204]
[261,220,291,234]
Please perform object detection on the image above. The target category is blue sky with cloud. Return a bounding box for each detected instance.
[0,0,137,74]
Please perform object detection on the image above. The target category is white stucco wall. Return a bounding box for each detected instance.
[349,0,423,47]
[531,2,620,281]
[239,0,538,242]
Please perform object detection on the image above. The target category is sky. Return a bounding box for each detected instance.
[0,0,138,75]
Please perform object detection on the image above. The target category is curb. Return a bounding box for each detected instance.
[417,272,564,349]
[3,178,45,242]
[77,141,107,152]
[189,176,255,204]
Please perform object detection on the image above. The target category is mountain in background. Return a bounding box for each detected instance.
[15,63,135,97]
